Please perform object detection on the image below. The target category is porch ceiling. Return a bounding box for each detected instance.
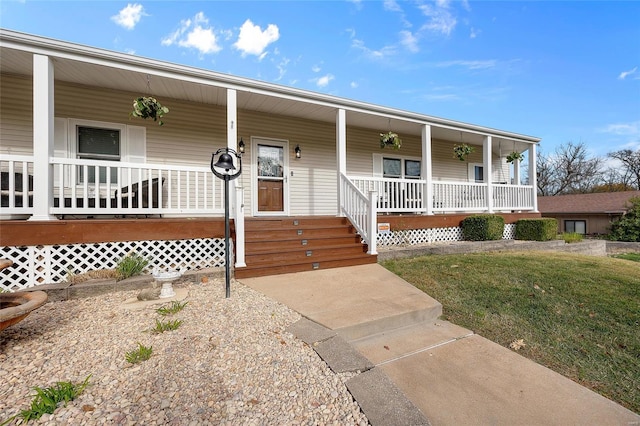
[1,36,536,152]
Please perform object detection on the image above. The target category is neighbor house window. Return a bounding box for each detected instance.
[77,126,120,183]
[565,220,586,234]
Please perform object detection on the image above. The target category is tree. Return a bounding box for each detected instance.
[536,142,604,195]
[609,197,640,242]
[607,149,640,190]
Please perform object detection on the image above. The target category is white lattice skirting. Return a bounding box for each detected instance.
[1,238,225,292]
[377,224,516,246]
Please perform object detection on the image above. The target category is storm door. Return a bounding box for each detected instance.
[254,140,288,215]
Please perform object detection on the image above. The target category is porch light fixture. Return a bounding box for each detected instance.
[211,148,242,298]
[294,144,301,159]
[238,138,245,154]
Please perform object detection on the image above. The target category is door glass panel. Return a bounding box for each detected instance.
[257,145,284,178]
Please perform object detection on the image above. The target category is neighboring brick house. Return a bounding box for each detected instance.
[538,191,640,235]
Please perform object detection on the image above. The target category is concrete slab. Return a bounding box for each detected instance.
[285,317,336,345]
[346,368,430,426]
[313,335,374,374]
[118,288,190,311]
[241,263,442,339]
[378,334,640,425]
[352,320,473,365]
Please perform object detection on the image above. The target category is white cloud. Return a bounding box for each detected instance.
[470,27,480,39]
[312,64,321,73]
[314,74,334,88]
[384,0,402,12]
[162,12,221,55]
[437,60,497,70]
[111,4,145,30]
[351,37,397,60]
[418,1,457,36]
[600,121,640,136]
[618,67,638,80]
[350,81,359,89]
[274,57,290,82]
[399,30,419,52]
[234,19,279,58]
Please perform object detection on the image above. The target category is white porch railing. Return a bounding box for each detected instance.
[50,158,225,216]
[0,155,34,215]
[340,173,377,255]
[493,183,535,210]
[350,176,426,213]
[1,154,226,217]
[432,181,488,212]
[349,176,536,213]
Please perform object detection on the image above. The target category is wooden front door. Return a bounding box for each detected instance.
[256,142,287,214]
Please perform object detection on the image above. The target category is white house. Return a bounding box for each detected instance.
[0,29,540,290]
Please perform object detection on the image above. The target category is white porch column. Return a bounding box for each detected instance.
[30,54,57,221]
[227,88,245,267]
[484,136,494,213]
[529,143,538,212]
[336,108,347,216]
[422,124,433,215]
[513,154,521,185]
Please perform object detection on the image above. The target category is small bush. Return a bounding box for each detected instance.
[515,218,557,241]
[461,215,504,241]
[116,252,149,280]
[562,232,583,243]
[18,375,91,422]
[125,343,153,364]
[151,318,183,334]
[156,300,188,316]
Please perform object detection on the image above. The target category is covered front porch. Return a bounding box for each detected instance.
[1,29,540,285]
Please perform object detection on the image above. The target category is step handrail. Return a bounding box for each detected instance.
[340,173,377,255]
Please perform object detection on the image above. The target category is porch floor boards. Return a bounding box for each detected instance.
[235,216,377,279]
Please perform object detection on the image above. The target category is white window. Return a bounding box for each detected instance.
[378,155,422,179]
[77,126,121,183]
[468,163,484,183]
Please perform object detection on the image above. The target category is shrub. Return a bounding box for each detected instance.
[116,252,149,280]
[562,232,583,243]
[609,197,640,242]
[18,375,91,422]
[461,214,504,241]
[516,218,557,241]
[125,343,153,364]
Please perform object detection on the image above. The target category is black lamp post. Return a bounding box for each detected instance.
[211,147,242,298]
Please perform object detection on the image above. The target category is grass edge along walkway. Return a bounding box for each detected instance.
[382,251,640,414]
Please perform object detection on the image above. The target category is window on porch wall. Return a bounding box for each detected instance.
[77,126,121,184]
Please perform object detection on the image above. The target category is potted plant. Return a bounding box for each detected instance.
[453,143,474,161]
[380,131,402,150]
[506,151,524,163]
[130,96,169,125]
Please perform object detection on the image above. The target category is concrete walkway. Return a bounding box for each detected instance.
[241,264,640,426]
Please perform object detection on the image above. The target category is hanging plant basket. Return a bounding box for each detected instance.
[453,143,474,161]
[506,151,524,163]
[130,96,169,125]
[380,131,402,150]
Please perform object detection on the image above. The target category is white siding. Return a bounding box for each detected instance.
[0,74,33,155]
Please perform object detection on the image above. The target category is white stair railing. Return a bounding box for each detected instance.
[340,173,377,255]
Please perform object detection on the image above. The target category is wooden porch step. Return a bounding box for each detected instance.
[236,216,377,279]
[245,244,368,266]
[234,254,376,279]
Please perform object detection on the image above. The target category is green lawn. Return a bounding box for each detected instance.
[382,252,640,413]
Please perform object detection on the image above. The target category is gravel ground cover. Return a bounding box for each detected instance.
[0,279,369,425]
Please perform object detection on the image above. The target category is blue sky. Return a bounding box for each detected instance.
[1,1,639,158]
